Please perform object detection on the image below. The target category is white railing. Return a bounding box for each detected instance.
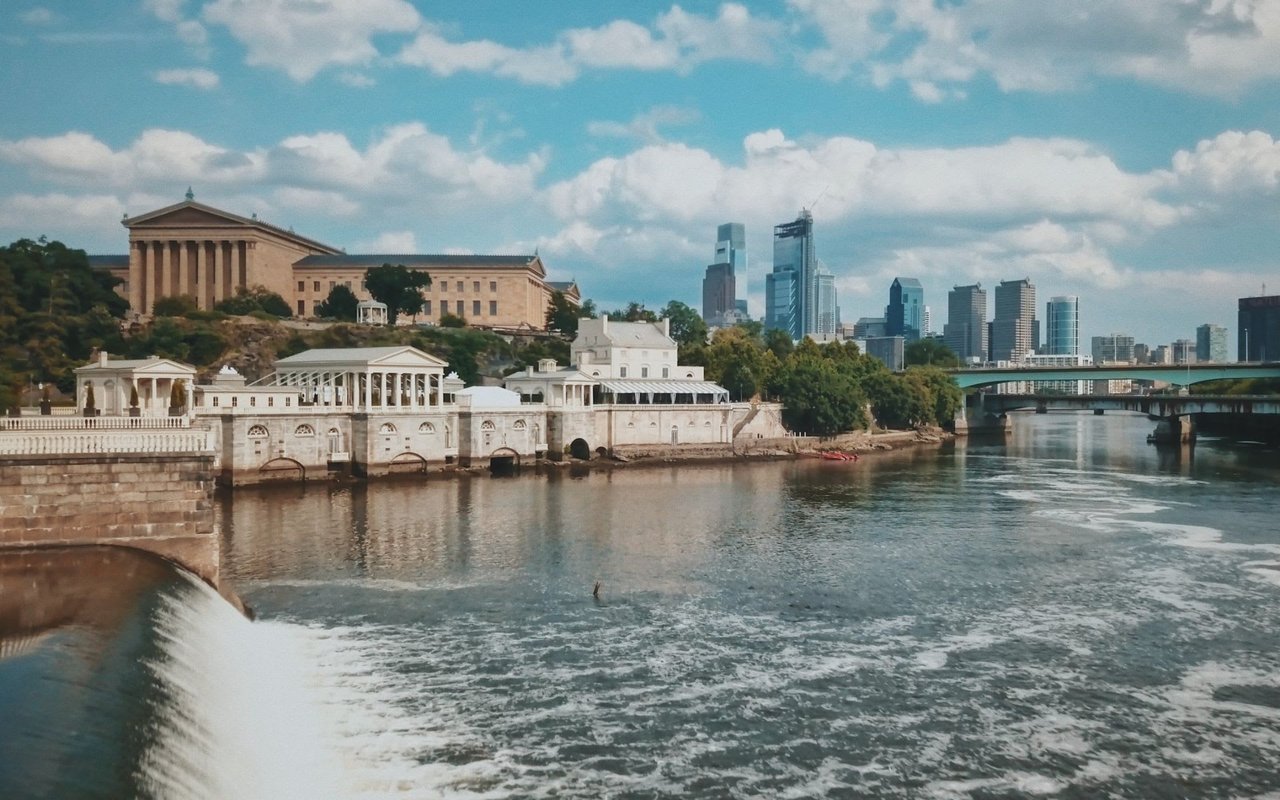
[0,427,215,456]
[0,415,191,431]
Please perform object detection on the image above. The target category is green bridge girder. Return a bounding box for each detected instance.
[949,363,1280,390]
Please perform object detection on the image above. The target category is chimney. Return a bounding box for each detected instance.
[526,366,534,377]
[662,317,670,338]
[98,351,108,367]
[601,314,609,335]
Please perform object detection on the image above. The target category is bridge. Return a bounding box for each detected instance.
[957,392,1280,443]
[950,362,1280,390]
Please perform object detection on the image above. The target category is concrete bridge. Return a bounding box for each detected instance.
[958,393,1280,443]
[950,362,1280,390]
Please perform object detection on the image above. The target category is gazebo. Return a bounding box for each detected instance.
[357,299,388,326]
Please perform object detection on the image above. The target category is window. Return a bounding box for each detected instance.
[473,300,481,317]
[419,422,435,433]
[231,397,238,407]
[662,367,669,378]
[620,366,628,377]
[212,396,219,407]
[456,300,464,315]
[249,396,256,407]
[285,397,291,407]
[641,366,649,378]
[297,280,304,292]
[297,300,305,316]
[329,280,335,290]
[441,280,448,292]
[379,423,397,434]
[489,300,497,316]
[295,424,315,437]
[313,280,320,292]
[267,397,274,407]
[489,280,497,292]
[473,280,480,293]
[423,299,432,315]
[456,280,463,292]
[481,420,496,431]
[513,419,526,430]
[247,424,268,439]
[344,280,351,288]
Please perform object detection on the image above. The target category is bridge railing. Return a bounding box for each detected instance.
[0,415,191,431]
[0,426,215,456]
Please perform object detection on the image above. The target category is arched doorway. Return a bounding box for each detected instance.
[568,438,591,460]
[388,452,427,475]
[258,457,305,482]
[488,447,520,476]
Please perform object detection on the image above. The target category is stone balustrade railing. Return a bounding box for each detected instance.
[0,415,191,431]
[0,426,214,456]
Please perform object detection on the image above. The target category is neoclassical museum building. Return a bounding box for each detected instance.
[88,191,579,329]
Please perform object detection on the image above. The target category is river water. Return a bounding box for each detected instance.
[4,412,1280,798]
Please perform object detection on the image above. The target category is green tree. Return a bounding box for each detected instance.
[152,294,200,317]
[316,284,359,321]
[905,337,960,368]
[605,301,658,322]
[863,371,929,429]
[545,290,583,334]
[215,285,291,318]
[764,328,795,361]
[703,326,773,401]
[661,300,709,348]
[439,312,467,328]
[907,366,963,425]
[768,354,867,435]
[364,263,431,325]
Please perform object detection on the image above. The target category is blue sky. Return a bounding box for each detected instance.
[2,1,1279,348]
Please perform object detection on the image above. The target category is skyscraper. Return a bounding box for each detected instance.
[715,223,746,275]
[1238,295,1280,361]
[991,278,1036,362]
[1196,323,1228,363]
[886,278,924,341]
[1045,295,1080,355]
[766,210,835,339]
[922,305,932,337]
[1091,333,1135,364]
[701,262,735,326]
[943,284,987,363]
[1171,339,1197,364]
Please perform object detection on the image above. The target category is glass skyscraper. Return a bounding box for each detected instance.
[886,277,924,341]
[704,223,747,326]
[1196,322,1228,363]
[1045,295,1079,355]
[943,284,987,363]
[766,211,835,339]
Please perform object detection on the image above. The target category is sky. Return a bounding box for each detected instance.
[1,1,1279,348]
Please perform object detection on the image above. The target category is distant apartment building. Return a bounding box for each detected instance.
[886,278,924,342]
[1196,323,1228,363]
[1132,343,1152,364]
[944,284,988,364]
[1091,333,1135,364]
[1171,338,1197,364]
[1045,296,1079,356]
[991,278,1036,362]
[853,317,887,338]
[922,305,932,337]
[1238,295,1280,361]
[1152,344,1173,364]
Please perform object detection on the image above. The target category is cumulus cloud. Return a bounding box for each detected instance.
[586,106,701,144]
[397,3,779,86]
[792,0,1280,98]
[152,67,220,90]
[203,0,421,81]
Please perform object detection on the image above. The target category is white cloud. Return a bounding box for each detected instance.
[337,71,376,88]
[1169,129,1280,194]
[144,0,208,55]
[203,0,421,82]
[152,67,220,90]
[586,106,701,144]
[19,7,57,25]
[792,0,1280,98]
[397,3,778,86]
[361,230,418,252]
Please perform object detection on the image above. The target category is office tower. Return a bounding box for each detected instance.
[853,317,887,338]
[922,306,932,337]
[1172,339,1197,364]
[1091,333,1135,364]
[716,223,747,314]
[1196,323,1228,364]
[886,278,924,341]
[1237,295,1280,361]
[766,211,823,339]
[991,278,1036,362]
[1045,296,1079,355]
[701,262,735,326]
[1133,343,1152,364]
[943,283,987,363]
[1152,344,1172,364]
[816,268,838,336]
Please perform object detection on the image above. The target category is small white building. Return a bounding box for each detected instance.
[571,315,704,381]
[357,299,388,325]
[74,352,196,416]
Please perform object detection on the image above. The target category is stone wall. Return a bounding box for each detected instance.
[0,453,219,586]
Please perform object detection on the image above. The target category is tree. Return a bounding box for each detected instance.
[768,354,867,435]
[905,337,960,368]
[546,290,582,335]
[661,300,709,348]
[152,294,200,317]
[907,366,963,425]
[439,313,467,328]
[364,263,431,325]
[763,328,795,361]
[605,301,658,322]
[316,284,359,321]
[215,285,291,318]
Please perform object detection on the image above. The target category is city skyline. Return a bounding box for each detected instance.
[0,2,1278,346]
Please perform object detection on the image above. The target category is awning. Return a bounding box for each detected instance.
[597,379,728,396]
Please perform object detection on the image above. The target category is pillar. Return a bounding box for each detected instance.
[177,241,189,298]
[160,240,173,301]
[210,241,222,306]
[130,240,144,314]
[364,371,372,410]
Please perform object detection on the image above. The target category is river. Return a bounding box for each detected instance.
[3,412,1280,798]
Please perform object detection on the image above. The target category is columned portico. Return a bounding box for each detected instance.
[267,346,453,413]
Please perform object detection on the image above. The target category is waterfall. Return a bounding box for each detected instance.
[138,574,347,800]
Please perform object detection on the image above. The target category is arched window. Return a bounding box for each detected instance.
[294,424,315,437]
[513,419,526,430]
[419,422,435,433]
[481,420,496,431]
[379,422,397,434]
[247,424,269,439]
[686,372,694,378]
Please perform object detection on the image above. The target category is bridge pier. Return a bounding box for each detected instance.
[953,405,1012,436]
[1148,415,1195,445]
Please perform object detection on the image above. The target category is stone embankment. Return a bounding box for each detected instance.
[605,427,950,465]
